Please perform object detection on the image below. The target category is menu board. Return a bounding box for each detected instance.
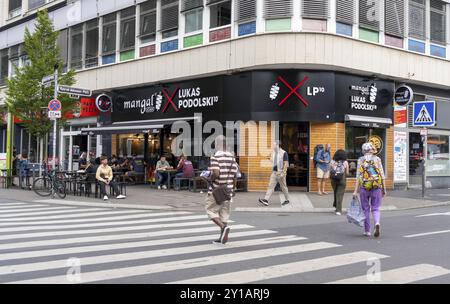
[394,131,408,182]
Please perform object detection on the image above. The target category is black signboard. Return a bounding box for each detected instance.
[111,71,394,124]
[335,74,394,121]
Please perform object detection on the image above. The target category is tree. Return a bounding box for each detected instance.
[5,9,77,139]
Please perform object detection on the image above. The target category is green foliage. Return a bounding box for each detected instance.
[5,9,77,138]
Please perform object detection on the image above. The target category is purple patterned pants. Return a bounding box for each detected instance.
[359,188,383,233]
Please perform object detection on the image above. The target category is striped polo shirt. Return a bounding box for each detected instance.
[208,151,238,194]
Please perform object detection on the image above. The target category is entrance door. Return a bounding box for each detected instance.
[409,132,424,185]
[280,122,309,191]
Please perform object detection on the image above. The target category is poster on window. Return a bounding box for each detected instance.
[394,131,407,182]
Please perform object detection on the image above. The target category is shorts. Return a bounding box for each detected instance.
[317,167,330,179]
[205,194,231,223]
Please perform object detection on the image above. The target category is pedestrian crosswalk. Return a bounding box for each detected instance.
[0,201,449,284]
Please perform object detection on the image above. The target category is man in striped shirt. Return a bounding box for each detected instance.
[205,135,238,245]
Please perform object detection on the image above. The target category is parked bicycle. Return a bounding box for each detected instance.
[32,169,67,199]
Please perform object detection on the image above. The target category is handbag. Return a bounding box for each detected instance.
[211,163,234,205]
[347,196,366,227]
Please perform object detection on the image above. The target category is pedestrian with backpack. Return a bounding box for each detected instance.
[316,143,331,195]
[330,150,349,215]
[353,143,386,238]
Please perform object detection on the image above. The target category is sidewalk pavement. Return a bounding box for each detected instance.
[1,185,450,213]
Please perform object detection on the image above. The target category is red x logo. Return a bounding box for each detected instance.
[162,87,180,113]
[277,76,310,107]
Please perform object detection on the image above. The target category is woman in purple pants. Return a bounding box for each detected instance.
[353,143,386,238]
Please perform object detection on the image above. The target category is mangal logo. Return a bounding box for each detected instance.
[269,76,326,107]
[123,86,220,114]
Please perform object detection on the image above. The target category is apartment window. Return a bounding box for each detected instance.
[8,45,20,77]
[264,0,293,19]
[102,13,117,55]
[19,44,29,68]
[385,0,405,37]
[8,0,21,18]
[28,0,45,10]
[70,24,83,70]
[120,7,136,51]
[336,0,356,24]
[209,0,231,28]
[57,29,69,72]
[409,0,426,40]
[359,0,380,30]
[0,50,8,86]
[236,0,257,22]
[161,0,179,39]
[140,0,157,43]
[430,0,447,45]
[85,19,99,68]
[302,0,329,20]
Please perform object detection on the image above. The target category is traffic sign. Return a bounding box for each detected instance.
[58,85,92,97]
[48,99,62,111]
[413,101,436,127]
[41,74,55,85]
[48,111,61,119]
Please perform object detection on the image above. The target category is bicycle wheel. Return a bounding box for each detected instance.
[33,177,52,197]
[55,180,67,199]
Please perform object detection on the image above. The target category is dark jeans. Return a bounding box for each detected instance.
[98,180,120,197]
[156,171,168,187]
[331,178,346,213]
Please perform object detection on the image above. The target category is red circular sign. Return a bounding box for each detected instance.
[48,99,62,111]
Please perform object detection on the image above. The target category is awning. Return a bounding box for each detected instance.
[81,123,164,136]
[345,115,392,129]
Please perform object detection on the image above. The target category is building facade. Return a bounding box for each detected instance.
[1,0,450,191]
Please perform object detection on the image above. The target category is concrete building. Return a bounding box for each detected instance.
[1,0,450,191]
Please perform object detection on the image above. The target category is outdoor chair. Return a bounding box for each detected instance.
[173,176,191,190]
[189,173,208,192]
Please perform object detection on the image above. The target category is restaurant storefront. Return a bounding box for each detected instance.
[87,70,395,192]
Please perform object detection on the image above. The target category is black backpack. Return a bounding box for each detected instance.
[330,161,346,181]
[313,144,324,168]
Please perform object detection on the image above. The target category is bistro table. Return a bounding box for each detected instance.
[161,169,178,190]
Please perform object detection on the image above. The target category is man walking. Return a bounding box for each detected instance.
[258,141,290,206]
[205,135,238,245]
[317,143,331,195]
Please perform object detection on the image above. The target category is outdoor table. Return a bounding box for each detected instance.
[161,169,178,190]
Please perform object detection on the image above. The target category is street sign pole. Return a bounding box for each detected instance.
[422,129,427,198]
[52,68,58,171]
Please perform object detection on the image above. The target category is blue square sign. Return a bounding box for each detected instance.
[413,101,436,127]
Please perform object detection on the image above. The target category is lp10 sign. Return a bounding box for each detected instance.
[307,86,325,96]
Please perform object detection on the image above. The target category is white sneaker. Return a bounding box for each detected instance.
[162,185,167,190]
[103,195,108,201]
[335,212,341,216]
[363,232,371,237]
[116,195,126,199]
[157,186,161,190]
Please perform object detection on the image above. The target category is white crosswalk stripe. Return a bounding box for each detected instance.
[0,202,448,284]
[404,230,450,238]
[329,264,450,284]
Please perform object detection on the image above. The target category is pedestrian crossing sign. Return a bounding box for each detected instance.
[413,101,436,127]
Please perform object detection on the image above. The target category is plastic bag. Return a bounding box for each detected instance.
[347,196,366,227]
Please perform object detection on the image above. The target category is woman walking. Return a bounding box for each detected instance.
[330,150,349,215]
[353,143,386,238]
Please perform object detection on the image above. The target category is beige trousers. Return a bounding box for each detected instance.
[205,194,231,223]
[264,171,290,202]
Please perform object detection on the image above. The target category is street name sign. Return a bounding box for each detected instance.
[58,85,92,97]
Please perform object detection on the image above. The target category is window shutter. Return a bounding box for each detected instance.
[236,0,257,22]
[336,0,356,24]
[385,0,405,37]
[409,0,426,39]
[161,0,179,32]
[264,0,293,19]
[430,0,447,44]
[359,0,380,30]
[302,0,329,20]
[181,0,203,12]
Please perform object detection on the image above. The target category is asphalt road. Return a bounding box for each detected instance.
[0,196,449,284]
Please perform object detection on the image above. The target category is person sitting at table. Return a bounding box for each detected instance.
[96,156,126,201]
[124,155,140,183]
[175,154,194,179]
[78,152,88,170]
[109,155,119,168]
[156,155,172,190]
